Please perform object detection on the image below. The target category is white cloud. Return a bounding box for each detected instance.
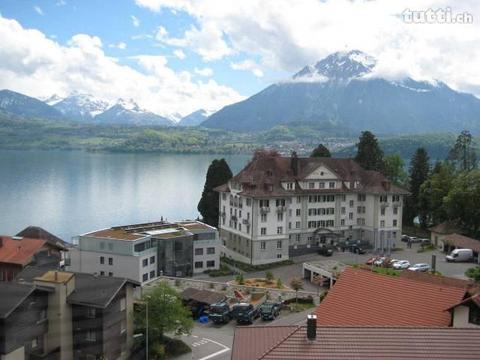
[56,0,66,6]
[131,15,140,27]
[0,16,243,116]
[194,67,213,77]
[173,49,186,59]
[136,0,480,97]
[109,42,127,50]
[33,6,44,16]
[230,59,263,77]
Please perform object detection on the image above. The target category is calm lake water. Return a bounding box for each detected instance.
[0,150,250,241]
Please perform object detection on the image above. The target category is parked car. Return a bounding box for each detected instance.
[446,248,474,263]
[259,302,281,321]
[407,263,430,272]
[235,303,261,324]
[385,258,400,268]
[401,235,410,243]
[318,245,334,257]
[373,257,387,266]
[409,236,421,243]
[366,256,379,265]
[419,238,432,245]
[393,260,411,270]
[208,302,233,324]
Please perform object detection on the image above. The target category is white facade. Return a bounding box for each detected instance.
[218,162,405,265]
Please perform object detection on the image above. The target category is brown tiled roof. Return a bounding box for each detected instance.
[447,293,480,310]
[314,267,465,327]
[216,154,408,197]
[232,326,480,360]
[180,287,225,305]
[429,221,461,235]
[444,233,480,252]
[399,270,475,289]
[16,226,69,249]
[0,236,48,266]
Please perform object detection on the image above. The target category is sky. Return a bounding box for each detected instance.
[0,0,479,119]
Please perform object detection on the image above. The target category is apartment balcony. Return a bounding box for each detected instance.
[380,203,390,209]
[260,206,270,214]
[276,206,287,213]
[231,215,238,222]
[242,218,250,225]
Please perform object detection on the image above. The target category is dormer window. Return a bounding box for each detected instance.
[266,170,273,176]
[286,182,294,190]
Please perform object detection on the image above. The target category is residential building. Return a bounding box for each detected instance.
[0,266,138,360]
[439,233,480,263]
[448,294,480,328]
[215,153,408,265]
[232,324,480,360]
[314,267,467,327]
[429,221,461,248]
[0,235,65,282]
[67,220,219,284]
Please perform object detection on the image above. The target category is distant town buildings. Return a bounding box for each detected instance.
[216,153,408,265]
[1,267,138,360]
[67,220,220,284]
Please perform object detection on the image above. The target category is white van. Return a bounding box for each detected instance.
[446,248,473,262]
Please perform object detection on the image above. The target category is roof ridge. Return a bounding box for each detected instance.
[258,325,302,359]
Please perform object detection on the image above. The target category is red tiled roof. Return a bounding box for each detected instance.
[429,221,461,235]
[444,233,480,253]
[215,154,408,197]
[232,326,480,360]
[447,293,480,310]
[315,267,466,327]
[0,236,47,266]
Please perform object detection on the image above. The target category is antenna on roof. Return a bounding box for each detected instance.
[291,151,299,176]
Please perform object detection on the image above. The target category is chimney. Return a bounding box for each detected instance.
[307,314,317,341]
[291,151,299,176]
[54,271,58,281]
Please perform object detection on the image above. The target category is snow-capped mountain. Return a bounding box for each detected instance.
[53,93,110,122]
[203,50,480,133]
[94,98,174,126]
[0,89,64,119]
[178,109,210,127]
[42,94,65,106]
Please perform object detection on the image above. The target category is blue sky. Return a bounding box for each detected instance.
[0,0,479,118]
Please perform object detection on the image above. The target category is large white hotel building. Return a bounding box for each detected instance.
[215,152,408,265]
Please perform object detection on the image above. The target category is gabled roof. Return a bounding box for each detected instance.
[0,236,47,266]
[314,267,466,327]
[429,221,461,235]
[232,326,480,360]
[216,154,408,197]
[444,233,480,253]
[0,282,52,319]
[447,293,480,311]
[16,226,69,250]
[180,287,226,305]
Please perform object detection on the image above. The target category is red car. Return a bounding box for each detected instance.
[366,256,378,265]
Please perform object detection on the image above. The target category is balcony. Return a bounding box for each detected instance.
[276,206,286,213]
[242,218,250,225]
[260,206,270,214]
[231,215,238,222]
[380,203,390,209]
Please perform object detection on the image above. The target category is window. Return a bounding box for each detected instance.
[86,330,96,342]
[393,220,398,227]
[100,256,104,265]
[349,200,354,208]
[142,258,148,267]
[393,207,398,215]
[329,181,335,189]
[319,182,325,189]
[295,221,301,228]
[100,242,105,250]
[357,194,366,201]
[246,225,250,233]
[150,256,155,264]
[277,227,283,234]
[150,270,156,278]
[392,195,400,202]
[86,307,96,318]
[207,260,215,268]
[380,195,388,202]
[277,213,283,221]
[261,213,267,222]
[261,227,267,235]
[260,241,266,250]
[381,207,385,216]
[349,212,353,220]
[120,297,126,311]
[142,273,148,282]
[309,182,315,189]
[276,240,282,249]
[276,199,286,207]
[341,207,346,215]
[380,220,385,227]
[297,196,302,203]
[341,195,346,202]
[246,198,251,206]
[469,304,480,325]
[108,272,113,277]
[260,199,270,207]
[286,182,294,190]
[206,247,215,255]
[277,254,282,259]
[108,257,113,265]
[296,209,301,216]
[341,219,345,226]
[222,193,226,200]
[195,261,203,269]
[100,271,105,276]
[195,248,203,256]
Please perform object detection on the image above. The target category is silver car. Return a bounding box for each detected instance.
[393,260,410,270]
[407,263,430,272]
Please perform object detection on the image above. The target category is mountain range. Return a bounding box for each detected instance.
[202,50,480,134]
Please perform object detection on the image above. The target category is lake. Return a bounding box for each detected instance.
[0,150,250,241]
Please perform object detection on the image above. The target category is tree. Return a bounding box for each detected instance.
[384,154,408,185]
[354,131,384,172]
[444,170,480,237]
[135,282,193,357]
[289,277,304,303]
[197,158,232,227]
[448,130,477,172]
[265,271,274,284]
[310,144,331,157]
[465,267,480,282]
[235,273,244,285]
[418,162,455,226]
[404,148,430,226]
[276,278,283,289]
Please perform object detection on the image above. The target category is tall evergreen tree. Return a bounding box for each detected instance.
[354,131,384,171]
[404,147,430,226]
[310,144,331,157]
[197,159,232,227]
[384,154,408,186]
[448,130,477,172]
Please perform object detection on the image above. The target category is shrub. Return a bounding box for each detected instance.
[276,278,283,289]
[235,273,245,285]
[265,271,274,283]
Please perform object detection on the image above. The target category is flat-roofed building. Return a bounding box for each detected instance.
[67,220,219,284]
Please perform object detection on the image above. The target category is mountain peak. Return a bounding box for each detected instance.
[115,98,143,112]
[293,50,376,81]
